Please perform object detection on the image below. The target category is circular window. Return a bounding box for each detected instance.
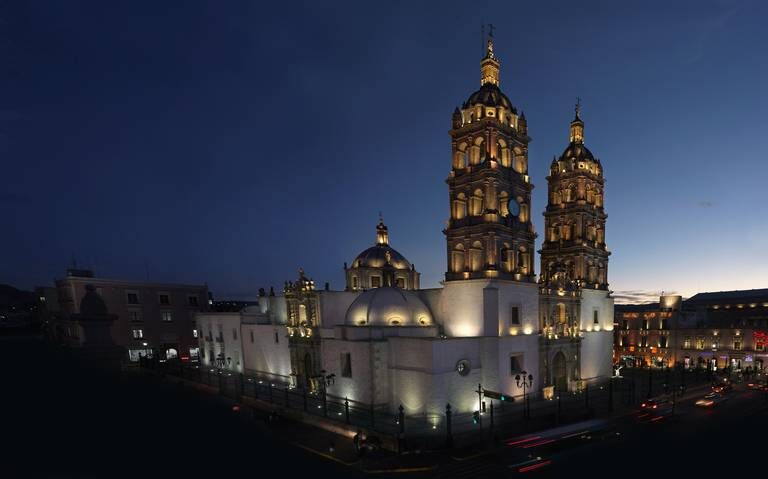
[456,359,471,376]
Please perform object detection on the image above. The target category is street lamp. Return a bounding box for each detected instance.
[515,371,534,420]
[314,369,336,416]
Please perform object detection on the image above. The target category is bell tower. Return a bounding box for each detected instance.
[539,103,609,292]
[445,34,536,282]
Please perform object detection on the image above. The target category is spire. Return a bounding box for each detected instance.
[569,98,584,144]
[376,215,389,245]
[480,26,500,87]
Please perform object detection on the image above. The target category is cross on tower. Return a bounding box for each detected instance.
[575,97,582,115]
[488,23,495,38]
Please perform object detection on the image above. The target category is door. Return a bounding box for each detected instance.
[553,351,567,392]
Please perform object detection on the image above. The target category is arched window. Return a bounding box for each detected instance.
[452,244,465,273]
[519,199,529,223]
[497,138,511,167]
[588,262,597,282]
[452,192,467,219]
[499,191,509,216]
[469,137,484,165]
[513,147,526,173]
[470,241,483,272]
[501,243,513,272]
[469,189,484,216]
[517,247,528,273]
[454,142,468,169]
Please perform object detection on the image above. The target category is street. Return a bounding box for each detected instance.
[428,377,768,477]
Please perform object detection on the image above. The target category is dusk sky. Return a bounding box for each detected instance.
[3,1,767,302]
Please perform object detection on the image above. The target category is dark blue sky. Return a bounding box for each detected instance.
[3,1,767,301]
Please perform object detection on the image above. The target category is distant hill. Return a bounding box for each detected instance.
[0,284,35,308]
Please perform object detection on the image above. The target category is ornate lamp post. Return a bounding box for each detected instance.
[315,369,335,416]
[515,371,534,420]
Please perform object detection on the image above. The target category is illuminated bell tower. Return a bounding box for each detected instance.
[445,35,535,282]
[539,104,609,293]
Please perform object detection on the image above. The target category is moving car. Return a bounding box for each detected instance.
[711,383,733,394]
[640,396,671,410]
[695,392,727,407]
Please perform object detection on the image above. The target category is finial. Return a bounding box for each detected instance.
[575,97,582,119]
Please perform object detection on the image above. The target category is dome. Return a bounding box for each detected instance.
[353,244,411,270]
[463,83,516,111]
[560,142,596,162]
[80,284,108,316]
[345,287,433,327]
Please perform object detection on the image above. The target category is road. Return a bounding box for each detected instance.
[429,378,768,477]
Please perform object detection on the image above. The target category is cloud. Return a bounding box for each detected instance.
[613,290,681,304]
[698,200,714,208]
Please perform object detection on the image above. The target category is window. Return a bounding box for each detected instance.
[232,328,238,340]
[131,329,143,339]
[757,341,765,352]
[161,311,173,322]
[396,277,405,289]
[188,296,199,307]
[623,320,629,330]
[660,318,669,330]
[126,291,140,304]
[250,331,254,343]
[642,319,649,330]
[734,340,741,350]
[370,276,381,288]
[683,338,692,349]
[341,352,352,378]
[274,331,279,344]
[510,354,523,374]
[660,336,668,348]
[593,310,599,325]
[192,329,199,339]
[640,336,648,348]
[511,306,520,325]
[352,276,359,289]
[159,294,170,305]
[695,338,705,350]
[128,311,142,322]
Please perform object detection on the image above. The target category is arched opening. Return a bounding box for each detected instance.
[519,199,529,223]
[469,189,484,216]
[166,348,178,360]
[501,243,513,272]
[469,137,484,165]
[453,142,468,169]
[513,147,526,173]
[517,247,528,274]
[452,244,465,273]
[497,138,511,167]
[298,304,308,325]
[553,351,567,392]
[499,191,509,216]
[470,241,483,272]
[452,192,467,219]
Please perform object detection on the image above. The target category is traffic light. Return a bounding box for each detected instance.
[473,410,481,424]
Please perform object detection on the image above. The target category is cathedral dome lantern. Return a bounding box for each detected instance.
[345,218,420,291]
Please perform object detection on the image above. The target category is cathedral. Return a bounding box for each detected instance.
[195,36,614,416]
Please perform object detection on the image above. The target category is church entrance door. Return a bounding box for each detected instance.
[553,351,567,392]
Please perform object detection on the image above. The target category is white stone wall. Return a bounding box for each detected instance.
[322,338,389,405]
[578,289,614,332]
[318,291,359,327]
[495,334,542,399]
[435,280,539,338]
[241,323,291,382]
[196,313,244,373]
[580,330,613,382]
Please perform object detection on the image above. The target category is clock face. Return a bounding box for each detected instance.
[508,198,521,217]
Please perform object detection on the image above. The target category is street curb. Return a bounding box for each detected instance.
[291,442,360,466]
[364,465,439,474]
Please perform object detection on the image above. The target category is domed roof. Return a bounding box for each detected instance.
[560,142,596,162]
[351,219,412,270]
[345,287,433,327]
[353,244,411,270]
[463,83,516,111]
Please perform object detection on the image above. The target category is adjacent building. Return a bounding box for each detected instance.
[615,289,768,372]
[49,269,208,362]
